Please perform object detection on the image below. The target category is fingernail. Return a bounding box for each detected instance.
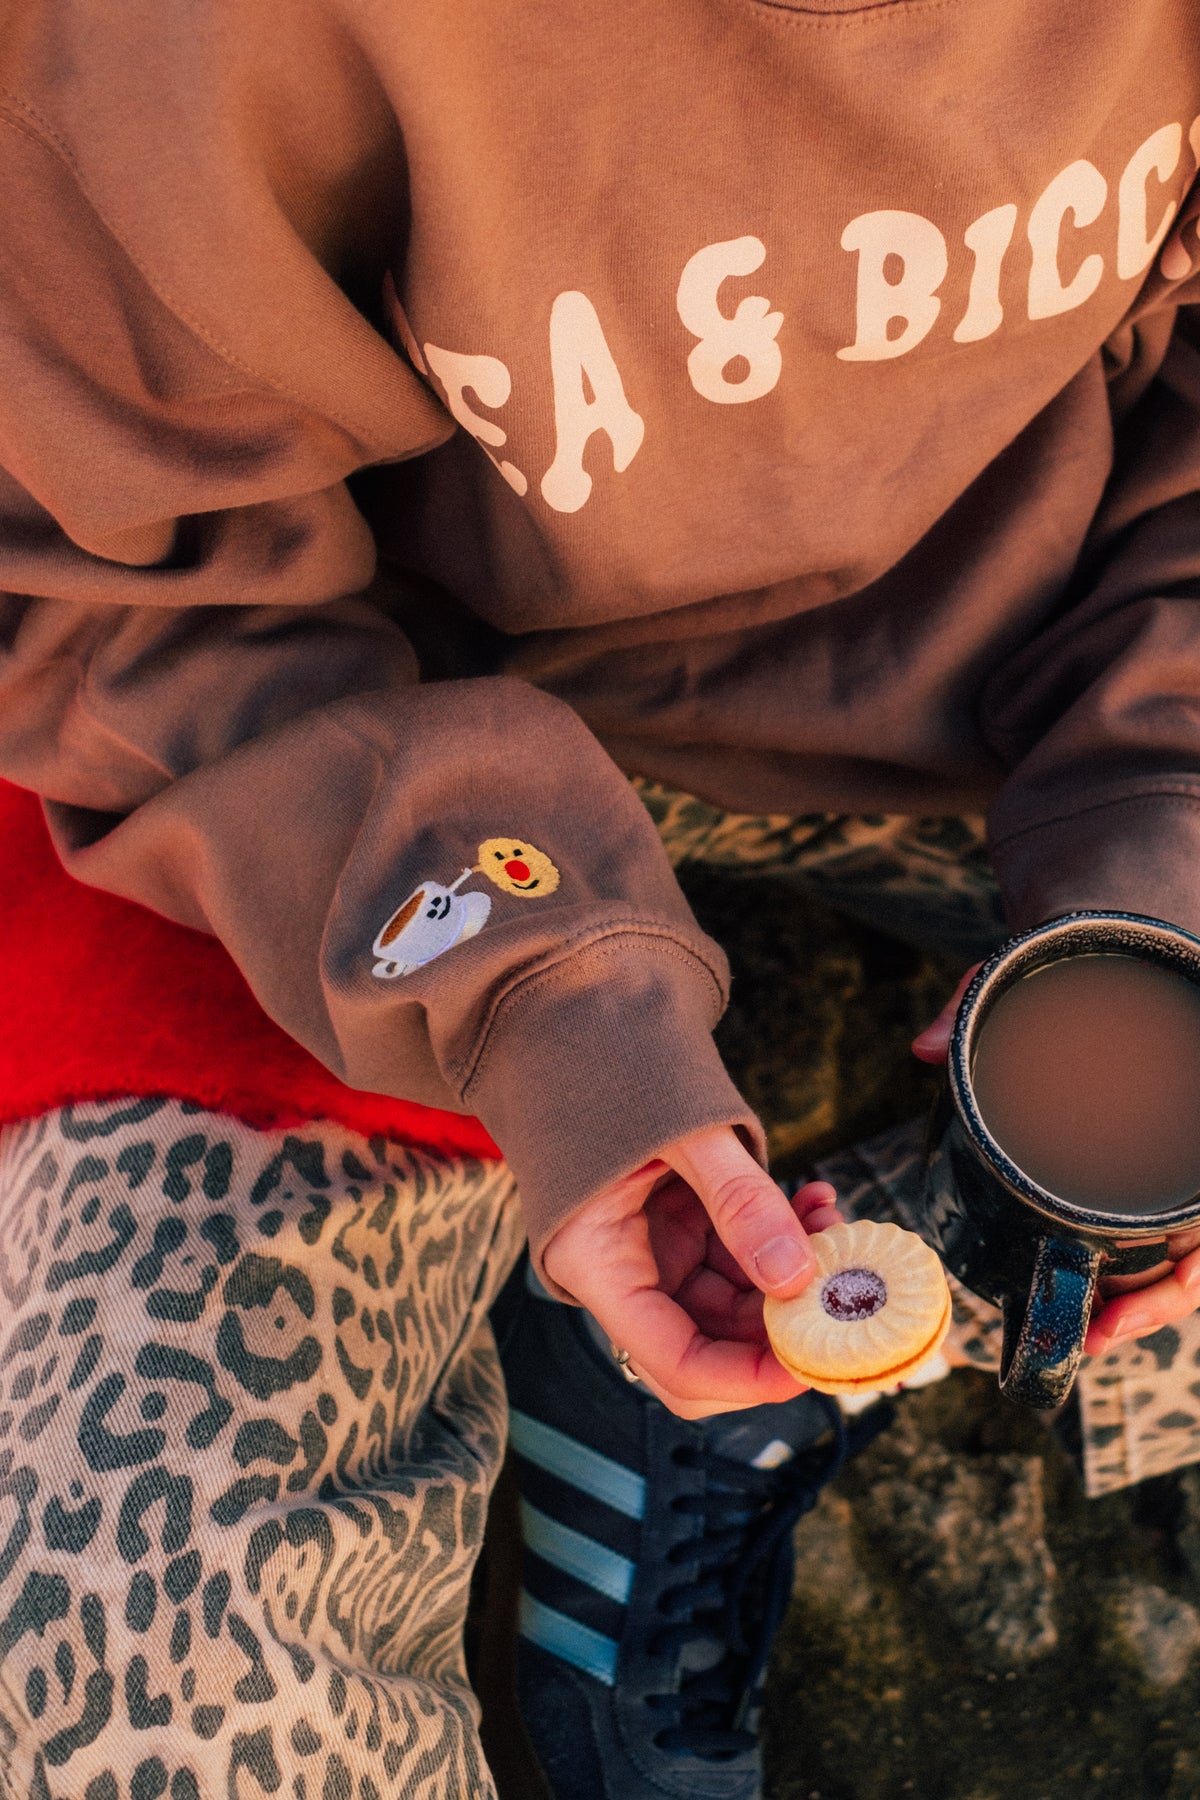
[1184,1263,1200,1293]
[1110,1314,1153,1341]
[754,1235,811,1289]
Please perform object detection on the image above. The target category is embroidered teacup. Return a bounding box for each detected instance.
[371,870,492,979]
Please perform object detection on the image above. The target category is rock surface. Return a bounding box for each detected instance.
[789,1488,874,1621]
[853,1415,1058,1666]
[1113,1583,1200,1688]
[677,870,1200,1800]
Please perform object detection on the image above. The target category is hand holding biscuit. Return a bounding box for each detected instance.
[763,1218,951,1395]
[542,1124,841,1420]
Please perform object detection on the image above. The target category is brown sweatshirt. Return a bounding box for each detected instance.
[1,0,1199,1278]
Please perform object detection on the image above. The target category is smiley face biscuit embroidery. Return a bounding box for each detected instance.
[763,1219,951,1396]
[477,839,561,897]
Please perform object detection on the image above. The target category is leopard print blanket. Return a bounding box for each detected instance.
[0,1099,521,1799]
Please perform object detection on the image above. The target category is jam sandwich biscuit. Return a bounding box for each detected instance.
[763,1218,951,1395]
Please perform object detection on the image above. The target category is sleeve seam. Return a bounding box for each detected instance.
[990,783,1200,849]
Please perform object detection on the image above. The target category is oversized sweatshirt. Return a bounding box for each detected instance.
[1,0,1199,1277]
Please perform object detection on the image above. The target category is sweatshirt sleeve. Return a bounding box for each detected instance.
[0,54,760,1285]
[983,285,1200,940]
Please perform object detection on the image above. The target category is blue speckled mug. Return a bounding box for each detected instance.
[921,912,1200,1411]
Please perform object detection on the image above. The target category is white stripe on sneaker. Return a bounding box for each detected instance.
[508,1409,646,1519]
[519,1498,635,1604]
[518,1590,620,1686]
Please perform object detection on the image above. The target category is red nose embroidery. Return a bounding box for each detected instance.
[505,860,531,883]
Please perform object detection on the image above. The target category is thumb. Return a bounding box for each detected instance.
[912,962,982,1064]
[671,1126,817,1299]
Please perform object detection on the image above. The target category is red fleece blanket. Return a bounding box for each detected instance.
[0,780,500,1158]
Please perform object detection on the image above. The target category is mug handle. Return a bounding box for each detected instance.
[998,1235,1102,1410]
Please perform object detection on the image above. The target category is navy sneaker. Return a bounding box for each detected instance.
[491,1254,887,1800]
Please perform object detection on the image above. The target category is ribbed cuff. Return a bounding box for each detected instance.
[990,788,1200,938]
[461,930,765,1298]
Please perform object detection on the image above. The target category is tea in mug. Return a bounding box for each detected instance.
[970,953,1200,1215]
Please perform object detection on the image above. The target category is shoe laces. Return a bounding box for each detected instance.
[643,1398,891,1762]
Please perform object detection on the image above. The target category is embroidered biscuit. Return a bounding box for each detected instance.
[763,1219,951,1395]
[477,838,561,896]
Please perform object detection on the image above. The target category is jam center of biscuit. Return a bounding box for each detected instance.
[821,1266,887,1322]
